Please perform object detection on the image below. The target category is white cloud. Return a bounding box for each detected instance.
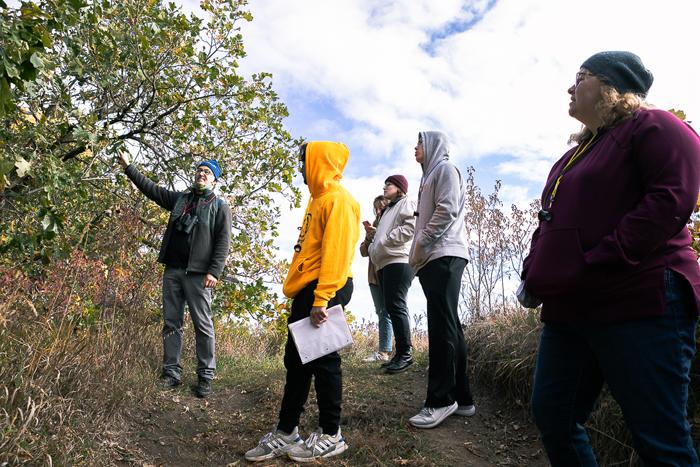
[238,0,699,165]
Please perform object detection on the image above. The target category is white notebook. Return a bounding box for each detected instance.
[288,304,354,364]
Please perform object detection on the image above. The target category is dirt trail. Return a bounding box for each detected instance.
[113,363,548,466]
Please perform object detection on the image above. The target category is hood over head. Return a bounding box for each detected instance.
[419,131,450,174]
[303,141,350,197]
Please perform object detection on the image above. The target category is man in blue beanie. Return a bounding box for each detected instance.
[118,153,231,398]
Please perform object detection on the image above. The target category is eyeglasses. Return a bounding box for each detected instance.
[384,182,395,188]
[195,167,214,176]
[575,71,595,87]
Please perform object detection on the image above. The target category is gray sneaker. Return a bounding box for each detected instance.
[455,404,476,416]
[287,428,348,463]
[409,402,458,429]
[244,427,303,462]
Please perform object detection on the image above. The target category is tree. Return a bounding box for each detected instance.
[459,167,541,320]
[0,1,53,116]
[1,0,300,319]
[461,168,508,320]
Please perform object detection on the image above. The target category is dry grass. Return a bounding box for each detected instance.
[0,254,162,465]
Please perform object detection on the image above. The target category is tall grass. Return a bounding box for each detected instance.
[0,252,161,465]
[466,305,700,465]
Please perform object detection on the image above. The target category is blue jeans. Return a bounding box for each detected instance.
[370,283,393,353]
[531,270,699,466]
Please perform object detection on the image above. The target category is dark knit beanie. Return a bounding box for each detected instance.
[385,174,408,195]
[581,51,653,97]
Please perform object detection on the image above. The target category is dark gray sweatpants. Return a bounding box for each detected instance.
[161,267,215,381]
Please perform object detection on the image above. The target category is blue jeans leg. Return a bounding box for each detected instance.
[370,283,393,353]
[532,270,700,467]
[532,323,602,467]
[591,271,699,466]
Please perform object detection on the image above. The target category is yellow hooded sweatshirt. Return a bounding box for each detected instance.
[283,142,360,307]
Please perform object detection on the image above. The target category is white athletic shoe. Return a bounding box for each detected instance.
[409,402,458,429]
[287,428,348,462]
[244,427,303,462]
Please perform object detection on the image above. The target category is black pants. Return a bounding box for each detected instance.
[277,279,353,435]
[418,256,473,408]
[378,262,414,355]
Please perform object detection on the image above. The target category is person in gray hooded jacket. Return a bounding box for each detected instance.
[407,131,475,429]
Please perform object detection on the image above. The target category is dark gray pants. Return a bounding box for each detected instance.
[162,267,215,381]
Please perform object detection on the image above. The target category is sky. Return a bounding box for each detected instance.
[189,0,700,329]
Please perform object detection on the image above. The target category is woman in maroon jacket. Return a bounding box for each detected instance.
[523,51,700,466]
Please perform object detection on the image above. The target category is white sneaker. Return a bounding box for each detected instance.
[409,402,458,429]
[362,351,391,362]
[287,428,348,462]
[244,427,303,462]
[455,404,476,416]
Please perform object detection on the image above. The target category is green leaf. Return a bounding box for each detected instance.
[3,58,20,79]
[29,52,44,70]
[0,77,12,116]
[39,28,53,47]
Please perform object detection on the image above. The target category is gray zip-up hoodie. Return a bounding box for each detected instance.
[408,131,468,272]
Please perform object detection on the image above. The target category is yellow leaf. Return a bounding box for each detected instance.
[15,157,31,177]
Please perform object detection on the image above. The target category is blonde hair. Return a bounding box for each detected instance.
[372,195,386,209]
[569,85,649,144]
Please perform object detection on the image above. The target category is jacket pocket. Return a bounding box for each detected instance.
[525,228,586,297]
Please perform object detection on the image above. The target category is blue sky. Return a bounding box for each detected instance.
[183,0,700,326]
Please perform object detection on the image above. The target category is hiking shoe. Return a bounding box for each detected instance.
[161,375,181,389]
[385,355,413,374]
[363,351,391,362]
[245,427,303,462]
[193,378,213,398]
[409,402,458,429]
[287,428,348,462]
[455,404,476,417]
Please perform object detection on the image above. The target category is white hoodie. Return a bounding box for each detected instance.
[368,195,416,271]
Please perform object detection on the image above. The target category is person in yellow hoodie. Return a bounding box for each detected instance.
[245,141,360,463]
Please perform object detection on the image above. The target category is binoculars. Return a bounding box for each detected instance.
[175,212,199,234]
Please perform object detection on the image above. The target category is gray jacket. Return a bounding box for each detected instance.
[408,131,468,272]
[368,195,416,271]
[125,164,232,278]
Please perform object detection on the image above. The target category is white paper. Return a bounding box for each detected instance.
[288,304,354,364]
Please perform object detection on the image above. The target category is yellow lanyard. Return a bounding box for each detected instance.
[547,134,599,208]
